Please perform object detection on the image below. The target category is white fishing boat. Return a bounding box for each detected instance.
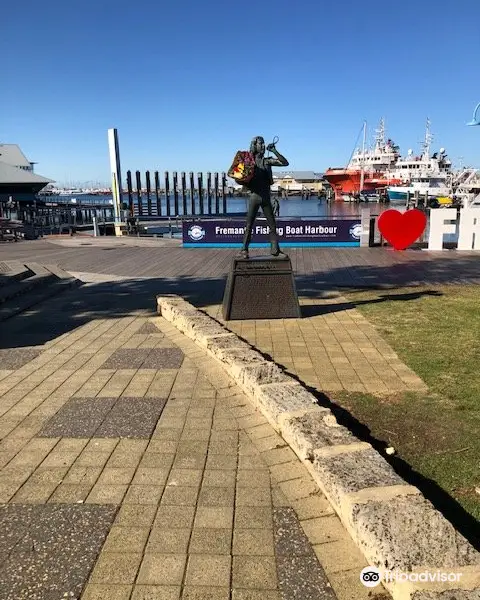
[386,119,453,202]
[386,175,452,202]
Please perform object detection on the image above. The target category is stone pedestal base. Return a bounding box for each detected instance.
[222,255,301,320]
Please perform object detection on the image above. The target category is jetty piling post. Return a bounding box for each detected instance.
[135,171,143,217]
[206,172,212,215]
[173,172,179,215]
[107,128,124,236]
[221,172,227,214]
[181,172,187,215]
[126,171,134,216]
[189,172,195,215]
[197,173,204,215]
[146,171,152,215]
[165,172,171,217]
[214,173,219,214]
[154,171,161,216]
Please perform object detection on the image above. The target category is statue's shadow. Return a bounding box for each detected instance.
[300,290,443,317]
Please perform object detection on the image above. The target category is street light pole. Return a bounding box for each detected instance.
[467,102,480,126]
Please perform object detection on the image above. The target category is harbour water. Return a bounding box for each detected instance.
[223,196,393,217]
[56,194,395,217]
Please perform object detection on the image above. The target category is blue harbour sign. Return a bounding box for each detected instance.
[183,218,361,247]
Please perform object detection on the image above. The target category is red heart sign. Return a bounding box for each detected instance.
[377,209,427,250]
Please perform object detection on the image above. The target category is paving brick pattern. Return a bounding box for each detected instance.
[39,396,168,438]
[0,503,117,600]
[102,348,184,370]
[0,312,390,600]
[0,349,42,370]
[274,507,337,599]
[205,296,427,395]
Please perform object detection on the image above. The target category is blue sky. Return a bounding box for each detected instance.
[3,0,480,185]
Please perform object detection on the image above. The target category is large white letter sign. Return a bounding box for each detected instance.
[428,208,457,250]
[457,208,480,250]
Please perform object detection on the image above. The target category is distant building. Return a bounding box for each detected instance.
[0,144,53,203]
[272,171,326,194]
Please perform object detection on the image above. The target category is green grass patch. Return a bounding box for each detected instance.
[336,285,480,521]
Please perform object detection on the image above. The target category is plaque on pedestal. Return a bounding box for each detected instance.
[222,255,301,320]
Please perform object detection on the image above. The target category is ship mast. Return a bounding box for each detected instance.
[360,120,367,192]
[375,118,386,150]
[422,118,433,160]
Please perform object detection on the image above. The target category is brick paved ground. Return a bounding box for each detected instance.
[204,296,427,395]
[0,306,391,600]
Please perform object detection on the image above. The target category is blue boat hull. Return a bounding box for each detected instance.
[387,190,408,201]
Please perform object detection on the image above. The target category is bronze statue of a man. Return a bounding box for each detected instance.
[238,136,289,259]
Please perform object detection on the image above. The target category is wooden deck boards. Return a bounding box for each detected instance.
[1,239,479,289]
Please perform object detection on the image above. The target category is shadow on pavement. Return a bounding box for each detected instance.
[0,276,228,349]
[0,272,450,350]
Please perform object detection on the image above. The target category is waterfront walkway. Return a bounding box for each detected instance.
[0,237,479,599]
[1,236,480,289]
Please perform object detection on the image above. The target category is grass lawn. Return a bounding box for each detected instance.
[337,284,480,524]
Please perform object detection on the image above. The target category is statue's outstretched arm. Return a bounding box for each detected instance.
[266,148,289,167]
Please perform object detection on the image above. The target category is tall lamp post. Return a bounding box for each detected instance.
[467,102,480,126]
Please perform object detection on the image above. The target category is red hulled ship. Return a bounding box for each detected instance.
[324,119,402,201]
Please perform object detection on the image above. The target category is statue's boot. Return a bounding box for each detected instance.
[270,241,287,257]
